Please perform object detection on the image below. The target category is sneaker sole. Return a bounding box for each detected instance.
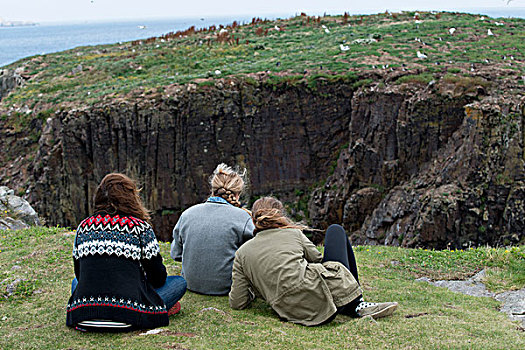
[168,302,181,316]
[367,303,398,319]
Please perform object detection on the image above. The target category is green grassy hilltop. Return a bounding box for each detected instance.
[1,11,523,115]
[0,227,524,349]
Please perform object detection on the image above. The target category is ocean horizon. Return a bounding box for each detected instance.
[1,8,524,68]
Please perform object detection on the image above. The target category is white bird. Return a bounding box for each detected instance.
[495,21,504,26]
[449,27,456,35]
[324,28,330,34]
[487,29,494,36]
[138,25,146,29]
[339,44,350,52]
[214,70,221,75]
[274,26,280,31]
[417,51,427,59]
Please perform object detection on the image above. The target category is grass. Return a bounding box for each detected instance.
[395,73,434,85]
[0,11,523,116]
[0,227,524,349]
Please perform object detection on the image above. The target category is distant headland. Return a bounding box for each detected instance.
[0,17,37,27]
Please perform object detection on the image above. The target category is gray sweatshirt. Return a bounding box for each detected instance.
[170,198,255,295]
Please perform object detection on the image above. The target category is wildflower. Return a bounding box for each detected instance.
[378,251,381,254]
[505,250,509,253]
[366,249,370,252]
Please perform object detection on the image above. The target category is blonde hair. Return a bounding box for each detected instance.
[210,163,247,207]
[251,197,305,233]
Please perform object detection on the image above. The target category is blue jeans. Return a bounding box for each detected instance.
[71,275,187,310]
[154,276,187,310]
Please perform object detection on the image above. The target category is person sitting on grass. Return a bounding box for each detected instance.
[229,196,398,326]
[66,173,187,332]
[170,163,254,295]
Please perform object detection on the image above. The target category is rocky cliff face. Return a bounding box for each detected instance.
[0,69,27,101]
[309,84,524,248]
[3,77,524,247]
[28,81,352,240]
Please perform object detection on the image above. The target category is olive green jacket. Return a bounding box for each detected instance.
[229,228,362,326]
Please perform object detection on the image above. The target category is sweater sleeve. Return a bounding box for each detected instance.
[140,225,167,288]
[73,258,80,279]
[170,218,183,262]
[300,230,323,263]
[73,228,81,279]
[229,251,255,309]
[240,216,255,244]
[141,253,168,288]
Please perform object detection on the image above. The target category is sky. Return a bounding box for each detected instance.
[0,0,523,23]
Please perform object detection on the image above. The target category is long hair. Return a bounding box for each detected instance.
[251,196,305,233]
[209,163,247,207]
[93,173,151,222]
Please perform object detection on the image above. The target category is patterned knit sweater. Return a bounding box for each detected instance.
[66,213,169,330]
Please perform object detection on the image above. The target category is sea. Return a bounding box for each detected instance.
[0,16,260,67]
[0,8,524,68]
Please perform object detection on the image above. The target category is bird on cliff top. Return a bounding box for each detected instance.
[340,44,350,52]
[449,27,456,35]
[487,29,494,36]
[417,51,427,59]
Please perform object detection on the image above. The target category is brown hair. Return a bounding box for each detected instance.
[210,163,247,207]
[93,173,151,222]
[251,196,305,233]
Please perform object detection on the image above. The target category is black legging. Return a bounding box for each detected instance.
[321,224,362,320]
[322,224,360,284]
